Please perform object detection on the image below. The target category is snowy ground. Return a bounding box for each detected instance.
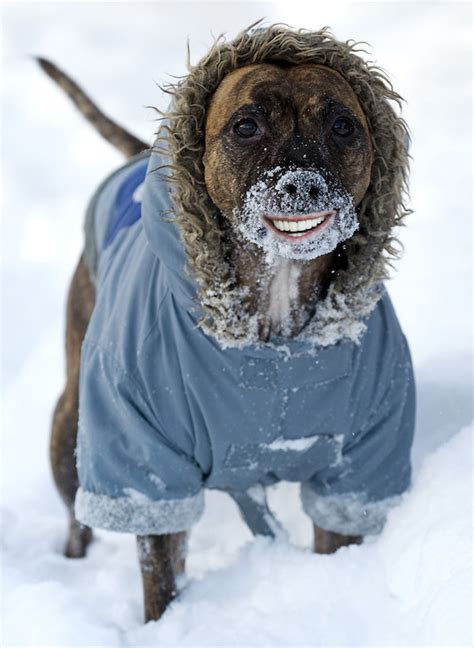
[1,2,472,646]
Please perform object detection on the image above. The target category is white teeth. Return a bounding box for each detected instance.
[272,215,326,233]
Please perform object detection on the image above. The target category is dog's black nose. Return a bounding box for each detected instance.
[282,180,319,201]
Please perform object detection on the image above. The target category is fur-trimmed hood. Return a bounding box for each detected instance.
[151,23,410,348]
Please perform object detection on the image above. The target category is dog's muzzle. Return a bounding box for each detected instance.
[236,167,358,263]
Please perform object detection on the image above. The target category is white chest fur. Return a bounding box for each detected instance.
[266,259,302,335]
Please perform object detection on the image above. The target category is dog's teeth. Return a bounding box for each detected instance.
[271,214,327,234]
[273,220,289,231]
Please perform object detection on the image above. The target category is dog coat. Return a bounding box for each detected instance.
[75,151,416,538]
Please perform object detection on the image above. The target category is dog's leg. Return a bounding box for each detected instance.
[137,532,187,622]
[313,525,362,554]
[51,255,96,558]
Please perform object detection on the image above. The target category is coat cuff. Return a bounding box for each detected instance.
[75,487,204,534]
[300,483,401,536]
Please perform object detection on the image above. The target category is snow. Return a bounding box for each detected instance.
[246,484,267,505]
[1,2,472,646]
[148,472,167,491]
[3,428,472,645]
[264,434,320,452]
[134,428,472,646]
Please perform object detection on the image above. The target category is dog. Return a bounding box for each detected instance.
[42,25,415,622]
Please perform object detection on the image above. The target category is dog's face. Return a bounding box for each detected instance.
[204,63,373,260]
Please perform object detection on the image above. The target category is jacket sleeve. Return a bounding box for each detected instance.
[75,341,204,534]
[300,335,416,536]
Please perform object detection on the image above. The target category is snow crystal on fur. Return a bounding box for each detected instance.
[238,167,358,264]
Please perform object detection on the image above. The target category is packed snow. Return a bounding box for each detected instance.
[265,434,322,452]
[1,2,472,646]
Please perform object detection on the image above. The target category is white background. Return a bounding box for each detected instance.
[1,2,472,645]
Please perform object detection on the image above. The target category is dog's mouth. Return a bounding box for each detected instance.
[263,210,336,241]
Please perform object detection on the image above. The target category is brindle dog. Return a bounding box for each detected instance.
[44,59,371,622]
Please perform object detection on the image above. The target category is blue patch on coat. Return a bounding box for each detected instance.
[103,160,148,248]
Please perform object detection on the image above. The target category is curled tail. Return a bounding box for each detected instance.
[37,57,148,159]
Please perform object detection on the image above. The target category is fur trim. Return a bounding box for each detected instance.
[153,24,410,348]
[75,487,204,534]
[300,484,401,536]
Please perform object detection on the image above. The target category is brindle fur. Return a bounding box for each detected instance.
[46,57,370,623]
[314,527,362,554]
[137,533,187,622]
[51,255,95,557]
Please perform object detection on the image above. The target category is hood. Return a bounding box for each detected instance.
[150,24,410,348]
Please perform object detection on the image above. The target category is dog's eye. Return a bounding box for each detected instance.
[233,118,260,138]
[332,117,354,137]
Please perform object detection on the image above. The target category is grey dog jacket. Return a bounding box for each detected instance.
[75,151,416,538]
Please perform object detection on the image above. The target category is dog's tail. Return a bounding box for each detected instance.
[36,57,148,158]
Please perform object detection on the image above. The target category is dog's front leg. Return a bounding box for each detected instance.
[313,525,362,554]
[137,532,187,622]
